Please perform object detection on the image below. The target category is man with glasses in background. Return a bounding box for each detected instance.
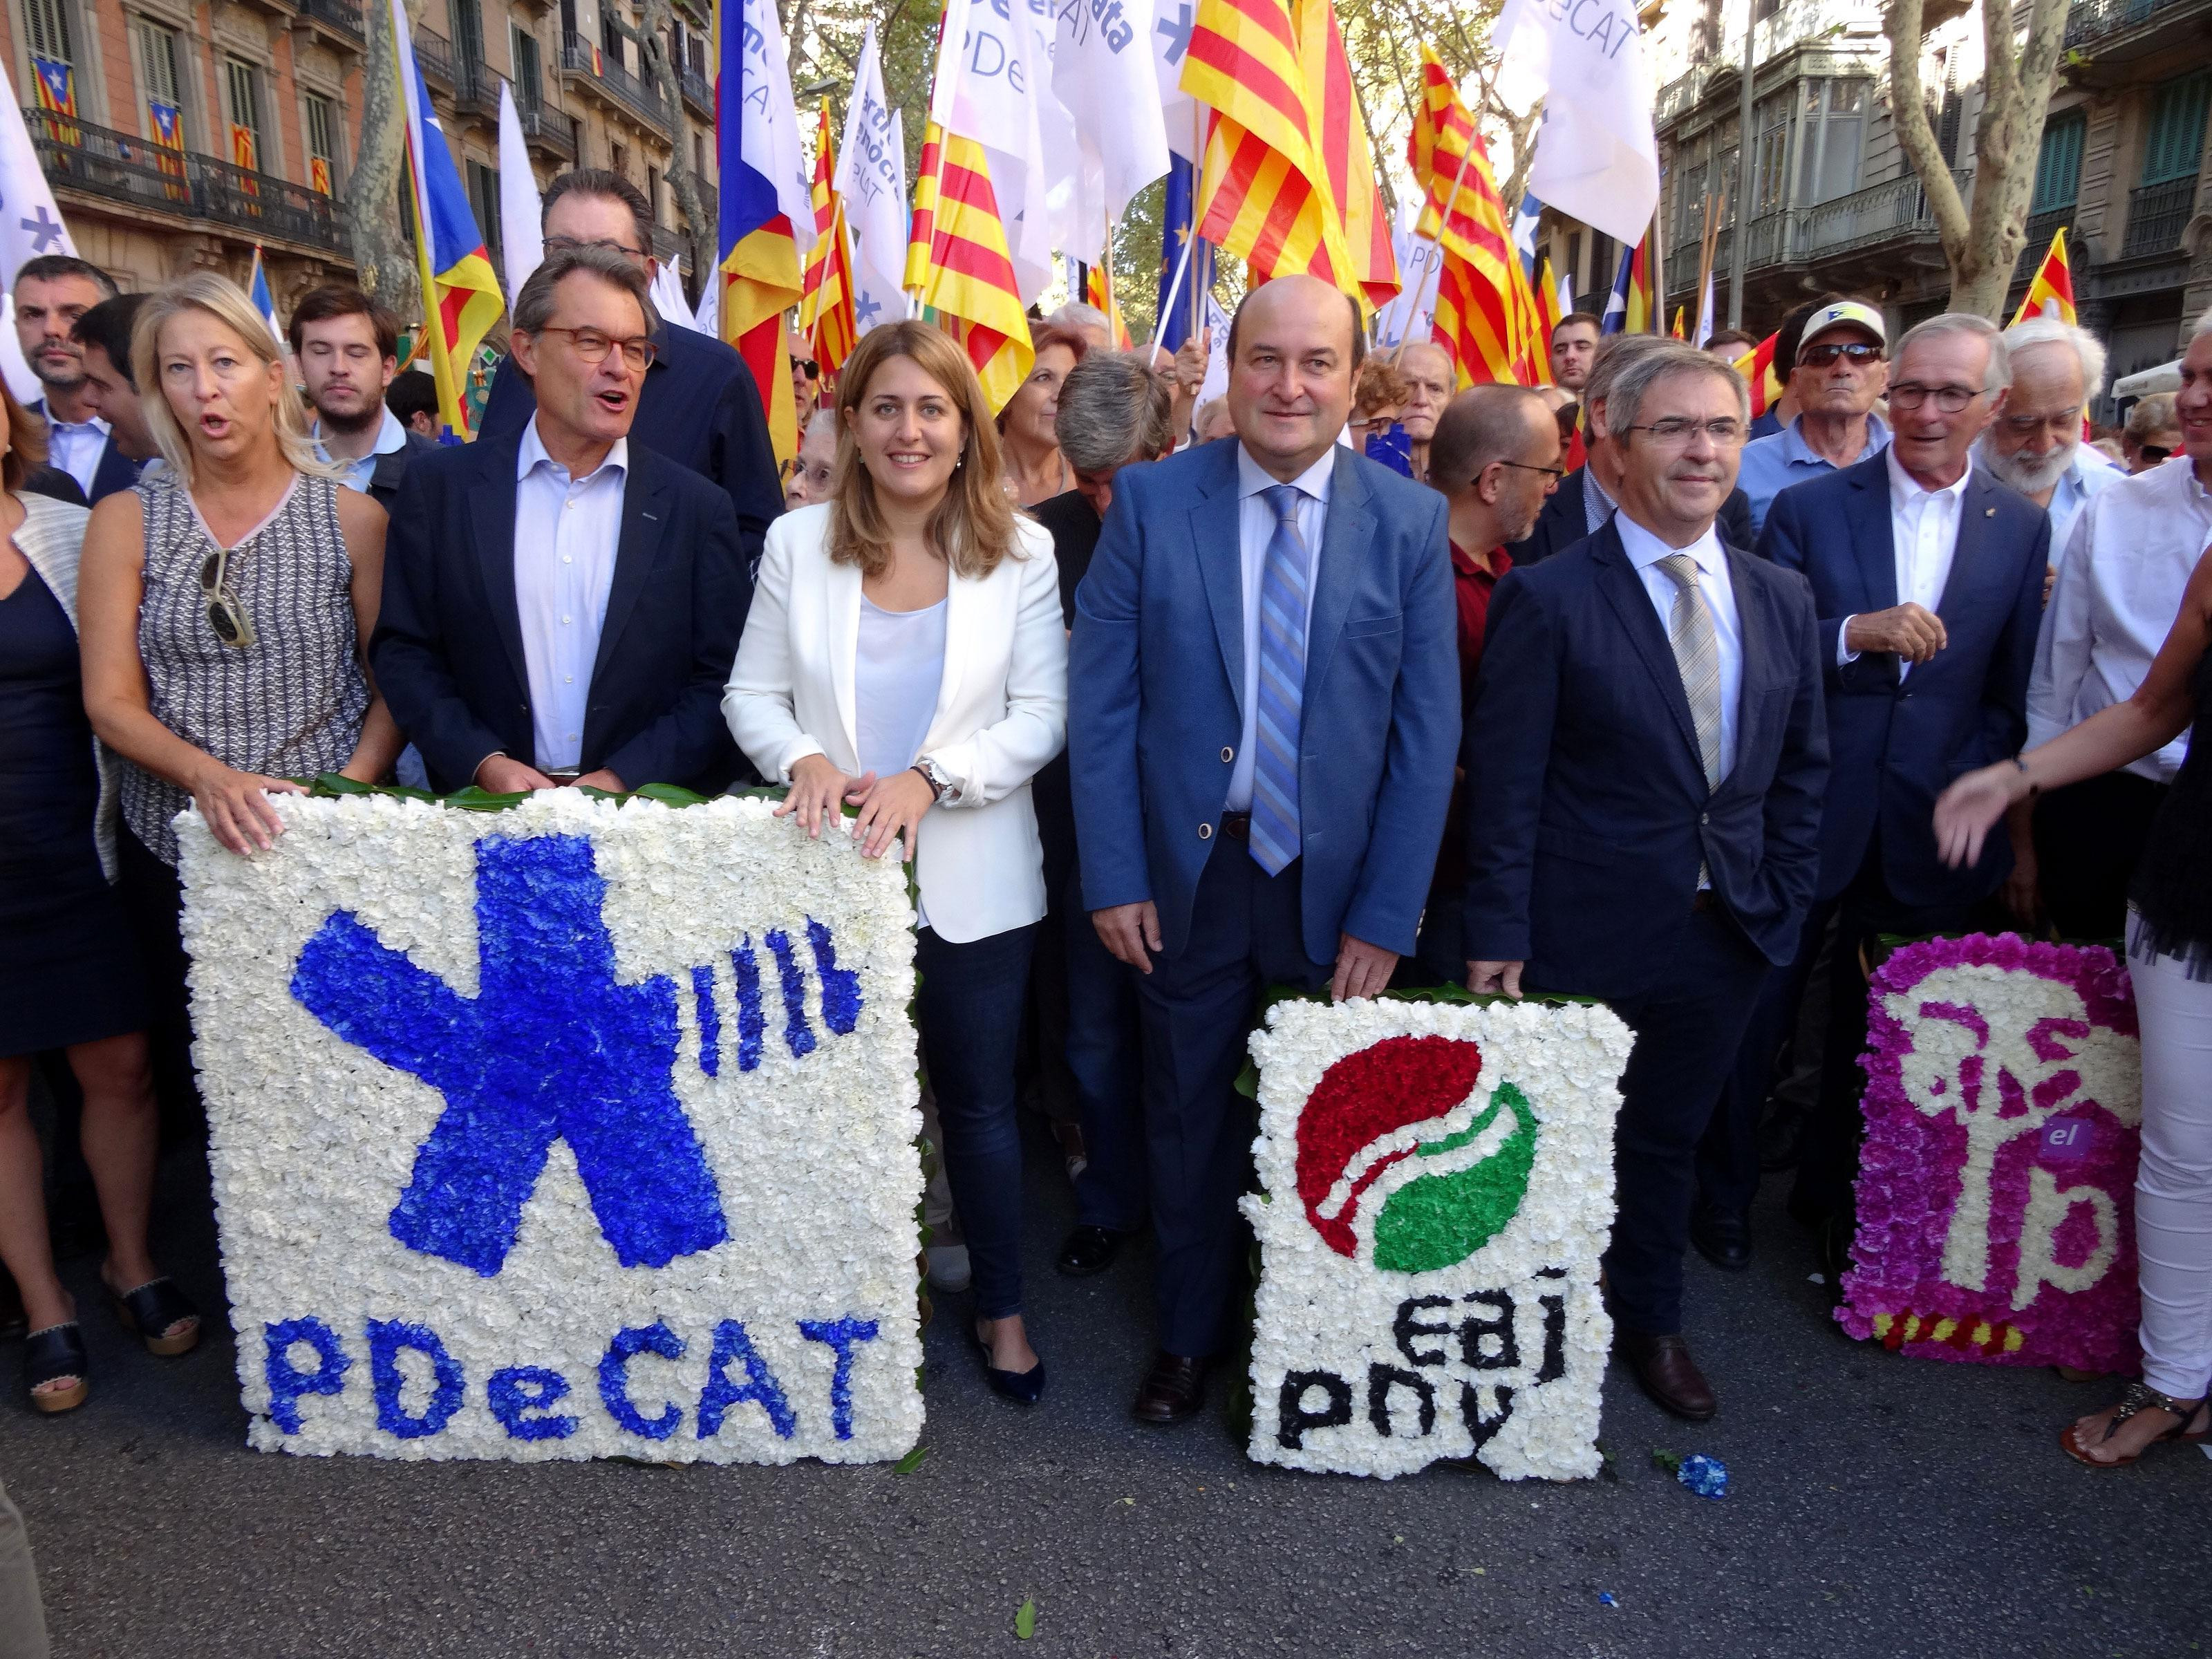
[478,169,782,579]
[1739,314,2046,1286]
[1463,341,1828,1421]
[373,247,750,798]
[1736,298,1893,536]
[1976,318,2121,572]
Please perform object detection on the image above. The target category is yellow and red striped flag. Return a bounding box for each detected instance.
[798,100,859,376]
[1732,332,1784,418]
[2011,226,2077,326]
[1407,45,1535,386]
[1533,253,1563,364]
[1083,265,1134,349]
[908,124,1034,411]
[1179,0,1395,310]
[1670,306,1687,341]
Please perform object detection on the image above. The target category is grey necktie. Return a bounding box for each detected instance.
[1656,552,1723,789]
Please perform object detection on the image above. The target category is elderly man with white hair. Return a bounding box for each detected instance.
[1977,317,2122,566]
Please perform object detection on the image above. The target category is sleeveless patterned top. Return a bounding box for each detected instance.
[120,471,368,864]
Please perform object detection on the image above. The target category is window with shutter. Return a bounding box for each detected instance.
[514,28,543,107]
[26,0,74,64]
[2139,72,2210,187]
[2031,111,2086,213]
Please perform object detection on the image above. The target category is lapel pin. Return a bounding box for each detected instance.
[1984,507,1996,517]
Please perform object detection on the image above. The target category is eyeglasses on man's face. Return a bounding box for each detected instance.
[544,234,648,261]
[535,325,657,372]
[1492,458,1566,481]
[1888,383,1989,413]
[1617,418,1749,448]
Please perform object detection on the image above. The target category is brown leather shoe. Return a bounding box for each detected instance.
[1616,1331,1717,1422]
[1132,1351,1210,1424]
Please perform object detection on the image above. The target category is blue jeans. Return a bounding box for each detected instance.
[917,923,1038,1320]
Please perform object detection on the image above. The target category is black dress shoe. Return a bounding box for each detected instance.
[1615,1331,1717,1422]
[1689,1204,1753,1272]
[1056,1225,1125,1278]
[1132,1351,1210,1424]
[969,1322,1045,1405]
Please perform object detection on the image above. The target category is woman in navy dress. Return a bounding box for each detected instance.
[0,379,199,1416]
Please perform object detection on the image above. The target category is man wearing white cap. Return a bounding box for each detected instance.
[1735,298,1893,536]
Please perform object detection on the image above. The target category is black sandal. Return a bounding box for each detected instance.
[24,1322,88,1414]
[2060,1381,2210,1468]
[107,1277,201,1358]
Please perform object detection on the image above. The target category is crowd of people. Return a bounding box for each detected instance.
[2,162,2207,1475]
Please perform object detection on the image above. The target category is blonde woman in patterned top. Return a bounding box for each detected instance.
[77,274,402,1125]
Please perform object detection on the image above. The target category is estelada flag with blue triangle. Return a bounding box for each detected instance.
[2012,226,2076,326]
[387,0,503,439]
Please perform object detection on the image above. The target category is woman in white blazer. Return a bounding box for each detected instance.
[724,321,1068,1404]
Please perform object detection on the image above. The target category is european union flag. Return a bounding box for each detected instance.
[1153,153,1214,356]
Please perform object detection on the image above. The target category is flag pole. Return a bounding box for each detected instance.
[1405,130,1480,362]
[1189,102,1203,346]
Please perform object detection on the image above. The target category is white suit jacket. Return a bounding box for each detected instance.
[722,502,1068,944]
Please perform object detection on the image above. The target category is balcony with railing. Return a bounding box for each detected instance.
[2063,0,2212,51]
[414,26,456,93]
[2120,176,2197,257]
[296,0,364,43]
[2015,206,2072,280]
[514,95,578,162]
[680,65,712,120]
[1653,0,1886,129]
[559,32,672,132]
[24,109,348,256]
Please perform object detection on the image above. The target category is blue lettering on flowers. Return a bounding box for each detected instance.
[290,834,731,1276]
[489,1366,579,1441]
[265,1316,350,1433]
[797,1318,879,1441]
[697,1320,798,1440]
[368,1318,466,1439]
[601,1321,688,1440]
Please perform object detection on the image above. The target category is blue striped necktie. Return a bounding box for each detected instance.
[1248,484,1311,876]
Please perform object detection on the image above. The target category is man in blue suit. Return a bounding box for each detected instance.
[373,247,749,798]
[477,169,782,577]
[1464,341,1829,1421]
[1714,314,2046,1268]
[1070,274,1460,1424]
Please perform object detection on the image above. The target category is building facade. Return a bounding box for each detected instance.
[1533,0,2210,404]
[8,0,717,316]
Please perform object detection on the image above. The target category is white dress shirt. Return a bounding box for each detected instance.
[315,407,410,496]
[1613,509,1744,784]
[44,409,109,496]
[1226,443,1332,812]
[514,418,627,772]
[2044,442,2121,574]
[2027,456,2212,783]
[1838,449,1973,675]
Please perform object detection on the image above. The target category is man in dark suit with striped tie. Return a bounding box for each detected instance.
[1463,340,1830,1422]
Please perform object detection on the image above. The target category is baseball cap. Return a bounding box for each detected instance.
[1796,300,1887,361]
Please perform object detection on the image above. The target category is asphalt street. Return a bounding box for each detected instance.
[3,1121,2206,1659]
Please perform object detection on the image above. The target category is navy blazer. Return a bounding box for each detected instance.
[365,429,436,514]
[371,433,751,795]
[1069,440,1460,965]
[1757,453,2047,908]
[29,397,142,503]
[1462,518,1829,1000]
[1508,465,1753,566]
[480,321,782,574]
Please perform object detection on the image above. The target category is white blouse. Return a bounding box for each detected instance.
[854,595,948,781]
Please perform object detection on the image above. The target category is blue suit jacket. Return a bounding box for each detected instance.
[1069,440,1460,965]
[1461,519,1829,1000]
[371,433,751,795]
[1757,453,2047,906]
[28,397,142,503]
[480,321,782,574]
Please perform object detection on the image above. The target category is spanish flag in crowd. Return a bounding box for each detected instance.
[2012,226,2077,326]
[903,0,1033,413]
[1601,235,1654,335]
[1731,332,1784,418]
[1082,265,1134,349]
[1179,0,1396,310]
[798,100,858,378]
[389,0,503,438]
[718,0,814,462]
[1407,46,1544,387]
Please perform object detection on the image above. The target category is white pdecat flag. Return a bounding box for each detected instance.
[1490,0,1659,247]
[834,22,908,336]
[496,82,544,303]
[1054,0,1170,262]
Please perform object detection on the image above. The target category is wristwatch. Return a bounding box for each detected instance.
[912,756,954,801]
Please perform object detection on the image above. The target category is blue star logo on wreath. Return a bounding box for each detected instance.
[290,834,862,1277]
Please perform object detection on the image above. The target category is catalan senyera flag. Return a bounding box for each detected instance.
[1082,265,1134,350]
[1731,332,1783,418]
[1533,253,1563,348]
[310,156,333,196]
[719,0,815,463]
[2012,226,2077,326]
[1180,0,1394,310]
[1407,46,1539,387]
[1670,306,1687,341]
[909,126,1034,411]
[390,0,504,439]
[797,100,858,377]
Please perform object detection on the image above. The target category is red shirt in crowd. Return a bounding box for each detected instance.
[1451,541,1512,710]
